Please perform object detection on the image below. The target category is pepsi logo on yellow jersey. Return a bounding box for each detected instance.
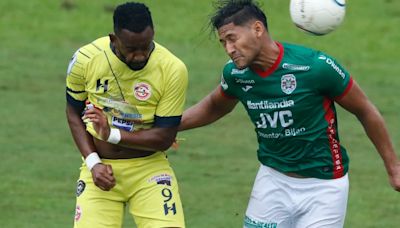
[66,36,188,140]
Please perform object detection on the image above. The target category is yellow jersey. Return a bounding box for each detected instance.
[66,36,188,140]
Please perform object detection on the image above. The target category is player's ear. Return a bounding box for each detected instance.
[109,33,117,43]
[253,21,265,38]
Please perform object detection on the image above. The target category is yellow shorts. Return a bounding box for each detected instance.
[73,152,185,228]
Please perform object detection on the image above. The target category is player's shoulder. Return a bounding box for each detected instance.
[221,59,248,79]
[282,42,349,82]
[281,42,342,69]
[152,42,187,75]
[281,42,321,62]
[74,37,109,64]
[67,36,109,77]
[154,42,185,65]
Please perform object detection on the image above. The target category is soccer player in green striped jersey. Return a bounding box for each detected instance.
[179,0,400,227]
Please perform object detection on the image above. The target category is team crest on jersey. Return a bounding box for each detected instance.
[281,74,297,94]
[134,82,151,101]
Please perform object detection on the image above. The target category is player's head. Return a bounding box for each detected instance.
[110,2,155,70]
[210,0,269,69]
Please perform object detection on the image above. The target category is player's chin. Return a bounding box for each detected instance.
[127,62,147,71]
[233,59,248,70]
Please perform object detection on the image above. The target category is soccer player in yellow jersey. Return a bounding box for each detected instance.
[65,2,187,228]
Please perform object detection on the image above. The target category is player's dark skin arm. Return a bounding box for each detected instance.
[66,103,116,191]
[179,85,239,131]
[336,81,400,191]
[83,107,178,151]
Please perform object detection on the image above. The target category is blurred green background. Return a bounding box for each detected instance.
[0,0,399,227]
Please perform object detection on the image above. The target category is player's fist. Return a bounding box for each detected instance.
[91,163,116,191]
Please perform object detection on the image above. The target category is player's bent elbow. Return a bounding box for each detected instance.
[152,135,176,151]
[157,140,175,151]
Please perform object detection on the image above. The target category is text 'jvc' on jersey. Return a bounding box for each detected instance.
[256,110,294,129]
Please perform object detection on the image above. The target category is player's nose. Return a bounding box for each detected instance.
[225,42,236,56]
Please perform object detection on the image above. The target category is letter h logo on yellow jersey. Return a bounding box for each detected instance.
[96,79,109,92]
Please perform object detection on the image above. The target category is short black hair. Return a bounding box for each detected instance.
[210,0,268,31]
[113,2,154,34]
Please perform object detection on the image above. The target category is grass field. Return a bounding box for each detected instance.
[0,0,399,227]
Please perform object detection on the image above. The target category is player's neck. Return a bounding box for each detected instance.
[251,40,280,72]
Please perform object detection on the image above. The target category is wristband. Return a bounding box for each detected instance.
[85,152,102,171]
[107,128,121,144]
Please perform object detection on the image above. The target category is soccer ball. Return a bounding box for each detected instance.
[290,0,346,35]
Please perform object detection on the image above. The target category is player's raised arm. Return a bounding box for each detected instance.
[179,85,239,131]
[335,80,400,191]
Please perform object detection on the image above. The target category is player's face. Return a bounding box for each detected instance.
[218,22,262,69]
[110,26,155,71]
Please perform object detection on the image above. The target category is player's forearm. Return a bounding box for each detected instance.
[179,104,221,131]
[66,104,96,158]
[357,107,398,174]
[180,91,235,131]
[119,127,177,151]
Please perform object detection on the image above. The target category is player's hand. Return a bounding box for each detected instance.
[83,106,111,141]
[388,161,400,191]
[91,163,116,191]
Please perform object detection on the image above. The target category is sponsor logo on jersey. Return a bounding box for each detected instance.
[112,116,134,131]
[96,79,109,92]
[148,173,172,186]
[281,74,297,94]
[231,68,249,75]
[76,180,86,197]
[256,111,294,129]
[285,127,306,137]
[134,82,151,101]
[318,55,346,79]
[104,107,142,120]
[282,63,310,71]
[242,85,253,92]
[257,131,281,139]
[220,75,229,90]
[247,99,294,110]
[257,127,306,139]
[235,78,255,84]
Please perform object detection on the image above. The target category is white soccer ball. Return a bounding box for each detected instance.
[290,0,346,35]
